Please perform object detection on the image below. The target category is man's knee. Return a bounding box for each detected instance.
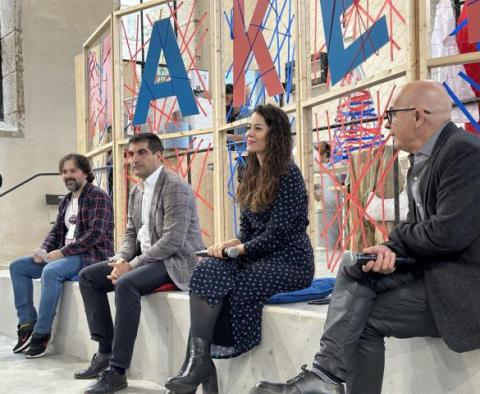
[362,320,385,341]
[9,257,32,275]
[78,265,101,292]
[41,264,63,283]
[357,322,386,358]
[9,260,20,275]
[115,275,135,294]
[79,262,106,285]
[78,265,92,284]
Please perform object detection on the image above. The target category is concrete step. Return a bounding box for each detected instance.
[0,271,479,393]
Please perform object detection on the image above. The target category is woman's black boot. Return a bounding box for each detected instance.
[165,337,218,394]
[165,332,195,394]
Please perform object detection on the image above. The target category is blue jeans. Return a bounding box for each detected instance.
[9,255,83,334]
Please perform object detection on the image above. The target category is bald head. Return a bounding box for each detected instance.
[389,81,453,153]
[396,80,452,125]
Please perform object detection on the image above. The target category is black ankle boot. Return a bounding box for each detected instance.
[165,337,218,394]
[165,333,195,394]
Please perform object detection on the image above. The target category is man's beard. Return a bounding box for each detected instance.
[64,179,82,192]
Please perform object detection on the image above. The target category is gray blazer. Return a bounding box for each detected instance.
[385,122,480,353]
[115,168,204,290]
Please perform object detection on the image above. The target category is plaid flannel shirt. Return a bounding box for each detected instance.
[41,182,114,266]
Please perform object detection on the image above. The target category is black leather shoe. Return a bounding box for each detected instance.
[75,353,111,379]
[84,369,128,394]
[249,365,345,394]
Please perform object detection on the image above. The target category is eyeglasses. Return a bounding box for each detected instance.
[385,108,431,123]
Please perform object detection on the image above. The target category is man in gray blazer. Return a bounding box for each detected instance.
[250,81,480,394]
[75,133,204,394]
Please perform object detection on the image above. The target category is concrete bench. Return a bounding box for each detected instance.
[0,271,479,393]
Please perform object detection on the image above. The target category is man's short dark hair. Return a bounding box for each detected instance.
[128,132,164,154]
[226,83,234,95]
[59,153,95,183]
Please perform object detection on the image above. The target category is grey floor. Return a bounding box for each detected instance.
[0,335,166,394]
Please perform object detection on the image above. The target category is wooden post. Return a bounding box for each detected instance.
[74,54,86,154]
[407,0,420,82]
[211,0,225,243]
[296,0,315,240]
[418,0,429,80]
[111,12,126,248]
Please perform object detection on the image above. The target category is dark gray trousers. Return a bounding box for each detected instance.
[79,261,170,370]
[314,262,440,394]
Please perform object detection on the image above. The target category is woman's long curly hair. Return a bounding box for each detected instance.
[236,104,293,212]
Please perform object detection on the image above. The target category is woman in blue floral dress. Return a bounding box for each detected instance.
[165,104,314,394]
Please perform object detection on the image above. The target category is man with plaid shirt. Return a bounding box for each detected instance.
[9,153,114,358]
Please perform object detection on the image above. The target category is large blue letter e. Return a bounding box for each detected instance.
[133,18,198,125]
[321,0,389,85]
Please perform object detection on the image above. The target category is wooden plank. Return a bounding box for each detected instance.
[85,142,114,158]
[112,13,126,249]
[301,66,407,109]
[83,14,112,49]
[295,0,315,241]
[74,54,86,154]
[211,0,225,243]
[407,0,420,81]
[114,0,172,17]
[418,0,429,80]
[427,52,480,69]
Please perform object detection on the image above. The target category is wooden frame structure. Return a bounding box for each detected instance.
[76,0,480,265]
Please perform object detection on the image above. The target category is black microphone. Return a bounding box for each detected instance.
[196,247,240,259]
[342,251,415,267]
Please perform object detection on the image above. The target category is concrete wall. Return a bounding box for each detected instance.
[0,0,116,264]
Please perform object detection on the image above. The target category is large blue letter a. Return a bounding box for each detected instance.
[133,18,199,125]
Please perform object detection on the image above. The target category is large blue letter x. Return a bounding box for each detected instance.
[321,0,389,85]
[133,18,198,126]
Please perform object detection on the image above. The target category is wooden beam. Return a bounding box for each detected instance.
[427,52,480,69]
[211,0,225,243]
[114,0,172,17]
[418,0,429,80]
[301,66,407,109]
[74,54,86,154]
[112,12,126,249]
[407,0,420,81]
[83,14,112,49]
[85,142,114,158]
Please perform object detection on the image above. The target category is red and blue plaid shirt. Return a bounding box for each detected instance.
[41,182,114,267]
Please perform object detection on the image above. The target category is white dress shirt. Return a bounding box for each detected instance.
[137,166,162,253]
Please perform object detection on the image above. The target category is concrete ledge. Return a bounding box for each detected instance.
[0,271,479,393]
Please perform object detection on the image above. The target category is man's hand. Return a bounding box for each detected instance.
[33,255,44,264]
[361,245,396,275]
[107,260,132,285]
[47,249,64,262]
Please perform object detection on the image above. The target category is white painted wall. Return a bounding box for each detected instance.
[0,0,115,264]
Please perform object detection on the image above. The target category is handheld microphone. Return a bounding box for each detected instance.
[342,251,415,267]
[196,247,240,259]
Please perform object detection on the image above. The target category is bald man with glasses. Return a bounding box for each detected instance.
[250,80,480,394]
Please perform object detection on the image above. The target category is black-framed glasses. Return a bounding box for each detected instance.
[385,108,431,123]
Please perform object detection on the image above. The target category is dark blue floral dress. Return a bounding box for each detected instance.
[189,162,314,358]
